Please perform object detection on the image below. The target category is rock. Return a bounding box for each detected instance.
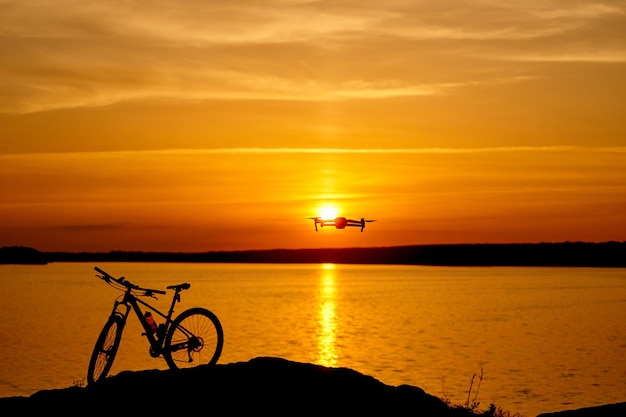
[2,357,623,416]
[536,402,626,417]
[0,357,468,416]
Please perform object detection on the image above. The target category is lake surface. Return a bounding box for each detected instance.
[0,263,624,416]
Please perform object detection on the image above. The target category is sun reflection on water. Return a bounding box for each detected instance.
[317,264,338,367]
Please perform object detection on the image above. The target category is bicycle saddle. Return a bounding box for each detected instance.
[167,283,191,291]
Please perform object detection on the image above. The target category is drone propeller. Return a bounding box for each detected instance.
[359,218,376,232]
[308,217,321,231]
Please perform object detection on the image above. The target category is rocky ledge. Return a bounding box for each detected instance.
[0,357,624,416]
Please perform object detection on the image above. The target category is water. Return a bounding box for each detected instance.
[0,263,624,416]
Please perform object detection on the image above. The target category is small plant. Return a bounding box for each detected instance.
[465,367,484,412]
[482,402,521,417]
[72,378,85,388]
[439,367,520,416]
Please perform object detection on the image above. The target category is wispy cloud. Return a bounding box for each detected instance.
[498,51,626,63]
[0,65,484,113]
[185,146,626,154]
[4,146,625,160]
[2,1,624,113]
[50,223,130,231]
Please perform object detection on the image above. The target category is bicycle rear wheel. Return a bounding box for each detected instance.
[163,307,223,370]
[87,315,124,384]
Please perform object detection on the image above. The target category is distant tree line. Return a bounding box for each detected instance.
[1,242,625,266]
[0,246,48,264]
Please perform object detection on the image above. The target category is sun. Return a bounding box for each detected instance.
[319,204,339,219]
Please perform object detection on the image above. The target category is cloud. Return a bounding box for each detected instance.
[50,223,130,231]
[1,1,625,113]
[497,51,626,63]
[4,146,625,160]
[532,3,625,20]
[187,146,626,155]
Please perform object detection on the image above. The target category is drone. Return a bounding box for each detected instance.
[308,217,376,232]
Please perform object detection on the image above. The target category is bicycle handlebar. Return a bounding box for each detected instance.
[94,266,167,295]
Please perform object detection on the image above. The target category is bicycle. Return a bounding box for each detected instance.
[87,266,224,385]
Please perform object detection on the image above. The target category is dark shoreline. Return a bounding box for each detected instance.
[1,241,625,266]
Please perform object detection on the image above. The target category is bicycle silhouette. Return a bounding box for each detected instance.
[87,266,224,385]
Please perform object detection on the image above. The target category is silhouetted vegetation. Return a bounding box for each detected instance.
[442,367,521,417]
[1,241,624,266]
[0,246,47,265]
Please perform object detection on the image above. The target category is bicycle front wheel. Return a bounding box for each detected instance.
[87,315,124,385]
[163,307,223,370]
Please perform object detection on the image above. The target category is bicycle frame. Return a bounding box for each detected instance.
[108,289,179,357]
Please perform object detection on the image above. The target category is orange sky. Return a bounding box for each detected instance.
[1,1,625,252]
